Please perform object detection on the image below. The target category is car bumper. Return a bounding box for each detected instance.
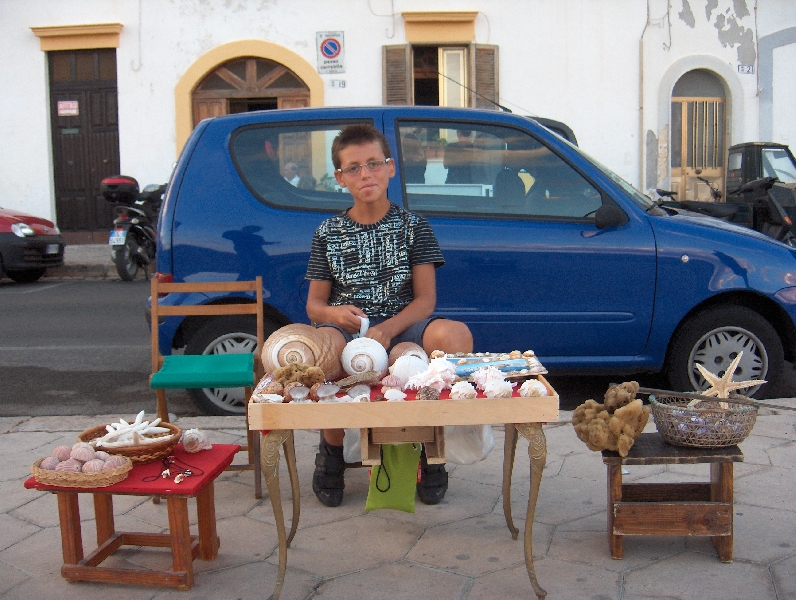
[0,233,66,270]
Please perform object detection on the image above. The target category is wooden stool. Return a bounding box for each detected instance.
[25,444,239,590]
[602,433,743,562]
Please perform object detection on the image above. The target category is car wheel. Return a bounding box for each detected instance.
[184,315,279,415]
[113,238,139,281]
[666,305,783,399]
[6,268,46,284]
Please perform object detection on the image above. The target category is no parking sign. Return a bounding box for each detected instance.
[316,31,345,74]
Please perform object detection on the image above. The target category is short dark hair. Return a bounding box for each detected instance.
[331,124,392,169]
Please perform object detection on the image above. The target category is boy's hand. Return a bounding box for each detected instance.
[326,305,368,334]
[365,324,392,350]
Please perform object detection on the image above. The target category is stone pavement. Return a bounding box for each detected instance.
[45,243,129,280]
[2,404,795,600]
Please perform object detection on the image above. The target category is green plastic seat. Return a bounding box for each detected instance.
[150,353,255,390]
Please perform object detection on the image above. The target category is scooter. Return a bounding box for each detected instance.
[740,176,795,246]
[100,175,165,281]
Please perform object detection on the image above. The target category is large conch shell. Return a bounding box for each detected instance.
[340,337,389,378]
[261,324,343,380]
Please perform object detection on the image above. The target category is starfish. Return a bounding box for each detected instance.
[691,351,766,407]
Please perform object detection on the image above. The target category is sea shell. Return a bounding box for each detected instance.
[71,442,96,463]
[182,428,212,453]
[383,388,407,401]
[483,379,515,398]
[261,324,343,380]
[55,458,83,472]
[39,456,61,470]
[519,379,549,397]
[315,383,341,402]
[429,350,446,359]
[103,455,127,470]
[283,381,304,397]
[95,451,112,462]
[347,384,372,400]
[405,357,458,392]
[415,386,440,401]
[288,385,311,402]
[262,381,284,396]
[341,338,389,378]
[388,355,429,388]
[449,381,477,400]
[52,445,72,461]
[471,366,507,391]
[82,459,106,473]
[252,393,286,404]
[388,342,429,366]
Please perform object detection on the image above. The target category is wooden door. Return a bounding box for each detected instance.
[49,50,120,232]
[671,97,725,201]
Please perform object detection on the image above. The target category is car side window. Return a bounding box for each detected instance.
[398,121,602,219]
[231,122,368,211]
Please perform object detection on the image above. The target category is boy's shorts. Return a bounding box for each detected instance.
[315,316,443,353]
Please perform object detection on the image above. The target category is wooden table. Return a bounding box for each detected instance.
[248,380,559,600]
[24,443,240,590]
[602,433,743,562]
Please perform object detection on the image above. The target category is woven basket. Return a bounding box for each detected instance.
[650,394,757,448]
[31,456,133,488]
[77,422,182,464]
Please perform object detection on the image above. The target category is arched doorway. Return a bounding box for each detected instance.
[192,57,310,126]
[670,69,727,201]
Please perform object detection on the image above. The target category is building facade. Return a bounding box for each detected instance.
[2,0,794,240]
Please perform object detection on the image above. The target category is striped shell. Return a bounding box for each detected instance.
[39,456,61,470]
[341,338,389,379]
[261,324,342,380]
[70,442,96,463]
[55,458,83,472]
[52,445,72,462]
[103,455,127,470]
[82,459,106,473]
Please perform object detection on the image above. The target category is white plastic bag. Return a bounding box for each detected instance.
[444,424,495,465]
[343,428,361,464]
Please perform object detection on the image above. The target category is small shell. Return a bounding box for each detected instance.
[55,458,83,472]
[388,342,429,366]
[252,393,286,404]
[388,355,429,388]
[182,428,212,453]
[383,388,407,401]
[262,381,285,396]
[283,381,304,397]
[429,350,446,359]
[522,350,535,357]
[509,350,522,358]
[315,383,341,402]
[415,386,440,401]
[94,451,112,462]
[82,459,106,473]
[70,442,96,463]
[519,379,549,397]
[347,384,372,400]
[483,380,514,398]
[341,338,389,378]
[449,381,477,400]
[288,385,310,402]
[39,456,61,470]
[103,455,127,470]
[52,445,72,461]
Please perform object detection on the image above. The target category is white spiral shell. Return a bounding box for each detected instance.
[340,338,389,378]
[388,355,429,389]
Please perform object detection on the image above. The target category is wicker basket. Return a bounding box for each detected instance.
[649,394,757,448]
[31,456,133,488]
[77,422,182,464]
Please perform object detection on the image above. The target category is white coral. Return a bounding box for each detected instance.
[449,381,477,399]
[483,379,515,398]
[405,357,458,392]
[471,366,507,391]
[519,379,548,397]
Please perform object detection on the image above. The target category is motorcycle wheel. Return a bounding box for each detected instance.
[113,237,139,281]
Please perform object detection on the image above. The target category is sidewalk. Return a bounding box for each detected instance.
[45,244,123,280]
[2,405,795,599]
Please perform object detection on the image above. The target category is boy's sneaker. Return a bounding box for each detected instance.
[312,435,345,507]
[417,447,448,505]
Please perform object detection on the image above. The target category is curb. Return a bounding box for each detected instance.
[44,264,120,280]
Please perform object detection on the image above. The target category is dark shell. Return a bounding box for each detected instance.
[415,386,440,401]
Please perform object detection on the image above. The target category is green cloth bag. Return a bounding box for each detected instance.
[365,443,421,513]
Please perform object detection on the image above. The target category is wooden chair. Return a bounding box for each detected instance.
[150,277,263,498]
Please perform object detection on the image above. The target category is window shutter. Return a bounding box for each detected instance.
[470,44,499,110]
[383,45,412,105]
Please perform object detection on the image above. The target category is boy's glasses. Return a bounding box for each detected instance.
[336,158,391,176]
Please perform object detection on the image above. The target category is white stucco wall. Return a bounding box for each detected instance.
[773,43,796,145]
[1,0,794,225]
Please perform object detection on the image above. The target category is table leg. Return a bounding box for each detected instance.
[196,481,220,560]
[262,429,291,600]
[56,492,83,565]
[502,423,520,539]
[92,494,115,546]
[607,463,623,559]
[282,431,300,547]
[711,461,734,562]
[515,422,548,600]
[167,496,194,590]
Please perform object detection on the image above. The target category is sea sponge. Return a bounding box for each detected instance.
[603,380,639,414]
[299,366,325,388]
[572,387,650,457]
[272,362,325,387]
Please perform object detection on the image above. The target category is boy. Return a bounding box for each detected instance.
[305,124,473,507]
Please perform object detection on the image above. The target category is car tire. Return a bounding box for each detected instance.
[113,238,139,281]
[6,268,46,284]
[184,315,279,415]
[666,305,783,399]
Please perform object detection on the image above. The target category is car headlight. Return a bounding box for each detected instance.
[11,223,35,237]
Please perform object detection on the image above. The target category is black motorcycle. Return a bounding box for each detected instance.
[101,175,165,281]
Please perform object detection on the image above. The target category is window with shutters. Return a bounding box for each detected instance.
[383,44,498,109]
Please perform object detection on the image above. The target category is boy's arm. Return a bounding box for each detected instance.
[367,262,436,348]
[306,279,367,334]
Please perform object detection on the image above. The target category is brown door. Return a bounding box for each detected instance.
[49,49,120,232]
[671,97,725,201]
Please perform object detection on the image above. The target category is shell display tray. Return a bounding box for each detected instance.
[248,376,558,431]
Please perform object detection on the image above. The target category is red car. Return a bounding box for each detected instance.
[0,207,65,283]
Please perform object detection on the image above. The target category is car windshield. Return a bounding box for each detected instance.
[762,148,796,184]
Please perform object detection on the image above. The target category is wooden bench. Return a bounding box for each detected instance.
[24,443,239,590]
[602,433,743,562]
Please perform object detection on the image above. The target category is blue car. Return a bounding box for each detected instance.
[154,106,796,414]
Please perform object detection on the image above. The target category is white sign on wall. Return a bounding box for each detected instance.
[316,32,345,74]
[57,100,79,116]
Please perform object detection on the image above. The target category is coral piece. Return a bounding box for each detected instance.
[572,390,651,458]
[449,381,477,399]
[603,381,639,414]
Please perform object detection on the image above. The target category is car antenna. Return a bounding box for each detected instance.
[437,70,513,113]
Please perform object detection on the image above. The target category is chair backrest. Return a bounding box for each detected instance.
[150,277,264,378]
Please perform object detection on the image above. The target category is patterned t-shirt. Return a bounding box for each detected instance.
[305,203,444,317]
